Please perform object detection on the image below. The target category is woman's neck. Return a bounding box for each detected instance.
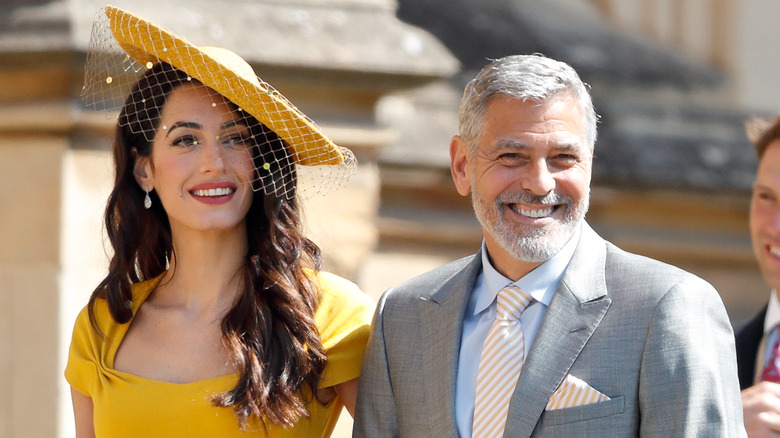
[154,225,248,318]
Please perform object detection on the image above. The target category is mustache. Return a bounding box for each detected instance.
[495,191,572,206]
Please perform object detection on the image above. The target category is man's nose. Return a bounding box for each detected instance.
[520,159,555,195]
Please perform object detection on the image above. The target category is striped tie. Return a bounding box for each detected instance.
[472,284,533,438]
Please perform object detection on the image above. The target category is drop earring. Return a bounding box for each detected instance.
[144,187,152,209]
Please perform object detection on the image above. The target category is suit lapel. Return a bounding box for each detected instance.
[418,252,482,435]
[504,224,612,437]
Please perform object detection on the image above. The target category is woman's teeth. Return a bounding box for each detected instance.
[191,187,234,197]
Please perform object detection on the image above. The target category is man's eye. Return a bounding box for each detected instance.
[550,154,579,167]
[171,135,199,148]
[757,192,776,202]
[498,153,523,165]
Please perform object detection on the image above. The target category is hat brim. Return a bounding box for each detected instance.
[105,5,344,166]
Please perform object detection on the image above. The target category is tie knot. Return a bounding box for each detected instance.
[496,285,532,320]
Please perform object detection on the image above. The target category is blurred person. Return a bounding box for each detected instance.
[65,6,374,437]
[737,116,780,437]
[354,54,745,437]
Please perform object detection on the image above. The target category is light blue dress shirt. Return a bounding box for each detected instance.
[454,226,581,437]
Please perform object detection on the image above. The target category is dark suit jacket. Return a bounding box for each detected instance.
[735,305,767,390]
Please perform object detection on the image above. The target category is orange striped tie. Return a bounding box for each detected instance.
[472,284,533,438]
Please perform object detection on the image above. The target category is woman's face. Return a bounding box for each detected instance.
[134,83,255,235]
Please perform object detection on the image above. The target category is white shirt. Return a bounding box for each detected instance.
[454,226,581,437]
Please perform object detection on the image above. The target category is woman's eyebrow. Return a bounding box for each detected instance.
[165,120,249,139]
[221,120,248,130]
[166,121,202,138]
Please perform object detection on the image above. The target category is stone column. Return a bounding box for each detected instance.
[0,129,66,438]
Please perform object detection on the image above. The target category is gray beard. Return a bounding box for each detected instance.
[472,188,589,263]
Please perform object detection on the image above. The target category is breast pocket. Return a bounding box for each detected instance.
[541,395,625,426]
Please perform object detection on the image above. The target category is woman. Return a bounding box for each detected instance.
[65,6,374,437]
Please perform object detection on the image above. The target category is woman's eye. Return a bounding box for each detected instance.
[221,134,250,149]
[171,134,199,148]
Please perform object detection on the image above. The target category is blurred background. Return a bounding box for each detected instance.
[1,0,778,436]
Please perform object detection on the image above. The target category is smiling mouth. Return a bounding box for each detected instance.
[190,187,236,197]
[509,204,557,219]
[771,245,780,258]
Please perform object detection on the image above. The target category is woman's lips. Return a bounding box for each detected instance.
[188,182,237,204]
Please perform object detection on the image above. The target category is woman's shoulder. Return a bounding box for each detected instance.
[313,272,375,338]
[312,272,375,388]
[315,271,375,312]
[77,274,164,333]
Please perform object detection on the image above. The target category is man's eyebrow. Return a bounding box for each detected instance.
[550,143,583,152]
[754,182,776,192]
[494,138,583,151]
[494,138,530,149]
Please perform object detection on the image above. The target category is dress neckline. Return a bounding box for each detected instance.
[105,273,239,386]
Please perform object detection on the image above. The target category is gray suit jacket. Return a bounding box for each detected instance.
[354,223,745,437]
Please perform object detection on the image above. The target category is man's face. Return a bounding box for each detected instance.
[750,140,780,291]
[450,95,593,279]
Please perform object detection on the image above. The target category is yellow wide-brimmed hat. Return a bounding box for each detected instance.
[101,5,345,167]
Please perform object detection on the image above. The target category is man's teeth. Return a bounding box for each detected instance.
[518,206,554,218]
[771,246,780,258]
[192,187,234,197]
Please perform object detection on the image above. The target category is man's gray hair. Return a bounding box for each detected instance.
[458,54,597,154]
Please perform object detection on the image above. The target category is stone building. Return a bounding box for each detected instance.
[359,0,779,328]
[0,0,456,436]
[2,0,779,436]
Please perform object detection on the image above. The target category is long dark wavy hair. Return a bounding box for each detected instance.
[88,62,327,428]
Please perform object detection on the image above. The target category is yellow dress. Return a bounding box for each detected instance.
[65,272,375,437]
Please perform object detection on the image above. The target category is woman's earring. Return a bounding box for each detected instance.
[144,187,152,209]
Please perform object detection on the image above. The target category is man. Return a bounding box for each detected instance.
[354,54,745,437]
[737,116,780,437]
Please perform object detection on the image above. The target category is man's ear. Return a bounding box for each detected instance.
[450,135,472,196]
[132,149,154,190]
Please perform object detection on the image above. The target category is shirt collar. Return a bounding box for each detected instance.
[475,224,582,315]
[764,289,780,334]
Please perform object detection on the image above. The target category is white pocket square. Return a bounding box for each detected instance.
[545,374,610,410]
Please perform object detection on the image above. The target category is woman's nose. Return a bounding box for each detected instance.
[200,138,227,173]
